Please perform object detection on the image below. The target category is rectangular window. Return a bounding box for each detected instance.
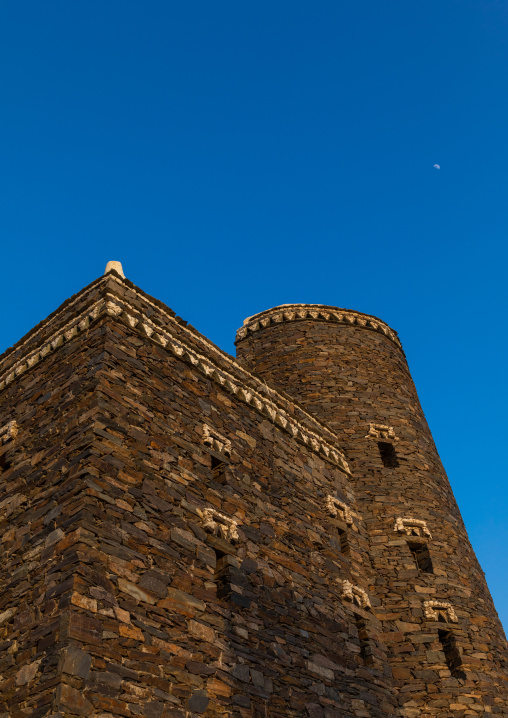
[378,442,399,468]
[213,551,251,608]
[354,614,373,665]
[213,549,230,599]
[210,455,228,484]
[337,528,350,555]
[438,629,466,679]
[408,542,434,574]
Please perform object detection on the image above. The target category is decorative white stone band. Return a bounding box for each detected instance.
[201,508,239,543]
[0,279,350,475]
[236,304,401,348]
[366,424,396,441]
[394,517,432,539]
[340,580,371,610]
[423,600,458,623]
[0,301,103,392]
[326,495,354,525]
[0,421,18,444]
[202,424,232,458]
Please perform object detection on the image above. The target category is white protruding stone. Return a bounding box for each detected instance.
[104,261,125,278]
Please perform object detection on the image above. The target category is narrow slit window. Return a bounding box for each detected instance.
[213,550,251,608]
[210,455,227,484]
[378,442,399,468]
[438,629,466,679]
[337,528,350,555]
[408,542,433,574]
[213,548,230,600]
[354,614,373,665]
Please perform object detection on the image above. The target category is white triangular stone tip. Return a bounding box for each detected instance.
[104,261,125,279]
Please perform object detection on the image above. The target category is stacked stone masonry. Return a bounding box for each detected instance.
[0,273,505,718]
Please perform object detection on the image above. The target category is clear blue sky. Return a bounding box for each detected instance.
[1,2,507,631]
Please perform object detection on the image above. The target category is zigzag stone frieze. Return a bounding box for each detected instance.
[235,303,402,348]
[0,281,351,475]
[0,300,103,392]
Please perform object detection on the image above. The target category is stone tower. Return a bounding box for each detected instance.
[236,304,508,715]
[0,269,506,718]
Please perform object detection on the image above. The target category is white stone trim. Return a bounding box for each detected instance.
[0,299,104,392]
[202,424,232,458]
[201,508,239,543]
[0,420,18,444]
[237,304,401,348]
[326,495,353,525]
[423,600,458,623]
[366,424,397,441]
[394,517,432,539]
[339,580,371,610]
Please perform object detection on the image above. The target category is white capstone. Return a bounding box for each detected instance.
[104,261,125,278]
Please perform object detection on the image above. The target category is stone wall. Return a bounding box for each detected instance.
[0,278,506,718]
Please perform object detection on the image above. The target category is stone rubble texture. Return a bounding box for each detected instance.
[0,273,506,718]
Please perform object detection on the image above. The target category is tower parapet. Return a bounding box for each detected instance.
[237,303,402,348]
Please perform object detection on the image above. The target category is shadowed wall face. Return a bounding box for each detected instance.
[236,308,508,716]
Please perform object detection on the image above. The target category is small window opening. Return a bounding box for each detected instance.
[408,542,433,574]
[438,629,466,679]
[337,528,350,555]
[0,454,10,474]
[210,455,227,484]
[378,442,399,468]
[213,550,251,608]
[354,614,373,665]
[213,548,229,599]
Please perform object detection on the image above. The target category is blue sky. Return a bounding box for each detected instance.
[1,2,507,631]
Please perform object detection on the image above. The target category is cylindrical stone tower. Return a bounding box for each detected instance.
[236,304,508,717]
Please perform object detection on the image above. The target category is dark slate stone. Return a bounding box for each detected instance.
[230,592,251,609]
[142,701,164,718]
[232,695,251,708]
[61,646,91,680]
[187,690,209,714]
[138,570,168,597]
[232,664,250,682]
[306,704,324,718]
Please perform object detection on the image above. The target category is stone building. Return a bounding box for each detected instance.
[0,262,506,718]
